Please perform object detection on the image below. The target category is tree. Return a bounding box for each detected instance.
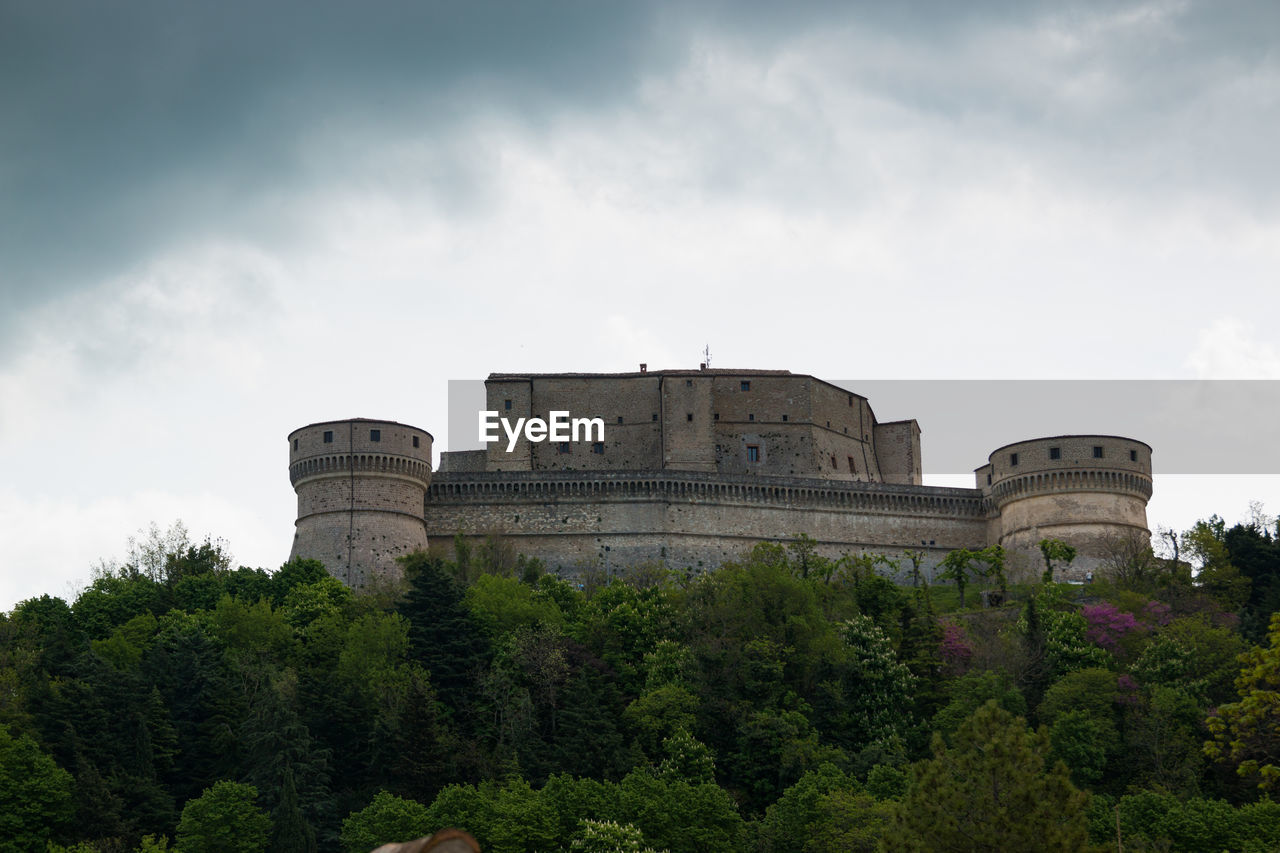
[569,818,658,853]
[882,701,1089,851]
[0,725,73,852]
[270,766,317,853]
[175,781,271,853]
[975,545,1008,604]
[937,550,977,609]
[340,790,431,853]
[1038,539,1077,584]
[1206,612,1280,790]
[902,550,926,588]
[1185,516,1251,610]
[396,553,491,719]
[836,615,917,751]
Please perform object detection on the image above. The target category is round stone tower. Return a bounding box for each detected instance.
[288,418,432,587]
[977,435,1152,578]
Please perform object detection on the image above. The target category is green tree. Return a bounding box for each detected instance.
[0,725,73,852]
[883,701,1089,851]
[1185,516,1252,610]
[1048,710,1112,786]
[396,553,491,720]
[340,790,431,853]
[931,670,1026,742]
[756,763,850,851]
[175,781,270,853]
[975,545,1008,603]
[1038,539,1077,584]
[1206,611,1280,790]
[270,766,317,853]
[616,770,744,853]
[569,818,660,853]
[937,550,977,609]
[837,614,916,751]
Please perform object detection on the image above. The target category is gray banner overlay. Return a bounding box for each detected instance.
[449,379,1280,475]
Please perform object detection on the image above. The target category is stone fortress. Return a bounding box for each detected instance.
[287,367,1153,587]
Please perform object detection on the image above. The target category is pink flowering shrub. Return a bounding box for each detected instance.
[1141,600,1173,627]
[940,621,973,672]
[1083,602,1143,651]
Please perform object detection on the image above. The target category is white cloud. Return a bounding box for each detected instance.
[1186,317,1280,379]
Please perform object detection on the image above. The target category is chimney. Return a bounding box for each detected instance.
[639,363,647,373]
[699,363,707,370]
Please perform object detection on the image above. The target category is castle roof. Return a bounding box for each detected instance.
[487,368,795,380]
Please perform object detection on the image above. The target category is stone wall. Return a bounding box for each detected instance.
[424,469,988,581]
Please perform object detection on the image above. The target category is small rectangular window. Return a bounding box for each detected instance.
[748,413,755,422]
[781,414,788,422]
[848,456,856,472]
[1130,449,1138,461]
[987,473,992,485]
[747,445,760,462]
[652,413,658,422]
[412,436,419,448]
[504,399,512,411]
[1010,452,1019,466]
[293,438,298,450]
[370,429,381,442]
[686,413,693,422]
[617,416,623,424]
[558,442,570,454]
[1093,446,1104,459]
[714,412,719,421]
[323,430,333,443]
[741,381,751,391]
[592,442,604,454]
[831,455,838,468]
[848,395,853,406]
[1049,447,1060,460]
[686,379,693,387]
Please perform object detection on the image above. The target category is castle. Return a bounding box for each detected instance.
[287,367,1153,586]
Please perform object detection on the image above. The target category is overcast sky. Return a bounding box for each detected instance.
[3,0,1278,609]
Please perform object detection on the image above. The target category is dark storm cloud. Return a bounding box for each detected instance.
[0,0,662,326]
[2,0,1277,344]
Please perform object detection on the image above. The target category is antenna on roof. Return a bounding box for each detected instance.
[702,344,712,368]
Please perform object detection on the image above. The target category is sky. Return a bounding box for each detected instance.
[2,0,1278,609]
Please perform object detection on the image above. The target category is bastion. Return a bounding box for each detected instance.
[287,368,1152,584]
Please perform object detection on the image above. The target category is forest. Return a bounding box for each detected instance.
[4,511,1280,852]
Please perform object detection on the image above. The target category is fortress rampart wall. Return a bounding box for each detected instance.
[424,470,988,578]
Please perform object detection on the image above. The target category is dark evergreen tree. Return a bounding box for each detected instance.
[883,701,1089,851]
[271,766,318,853]
[396,553,492,720]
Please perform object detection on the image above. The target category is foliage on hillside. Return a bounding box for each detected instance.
[5,515,1280,851]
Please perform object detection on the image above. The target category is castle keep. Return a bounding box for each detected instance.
[288,368,1152,585]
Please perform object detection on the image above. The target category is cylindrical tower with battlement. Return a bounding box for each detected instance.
[288,419,432,587]
[977,435,1152,579]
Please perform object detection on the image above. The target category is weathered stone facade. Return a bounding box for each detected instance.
[287,369,1153,585]
[288,419,433,587]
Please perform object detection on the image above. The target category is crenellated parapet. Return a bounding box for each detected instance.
[428,470,986,518]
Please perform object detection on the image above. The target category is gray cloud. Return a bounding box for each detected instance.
[0,0,659,328]
[3,0,1277,346]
